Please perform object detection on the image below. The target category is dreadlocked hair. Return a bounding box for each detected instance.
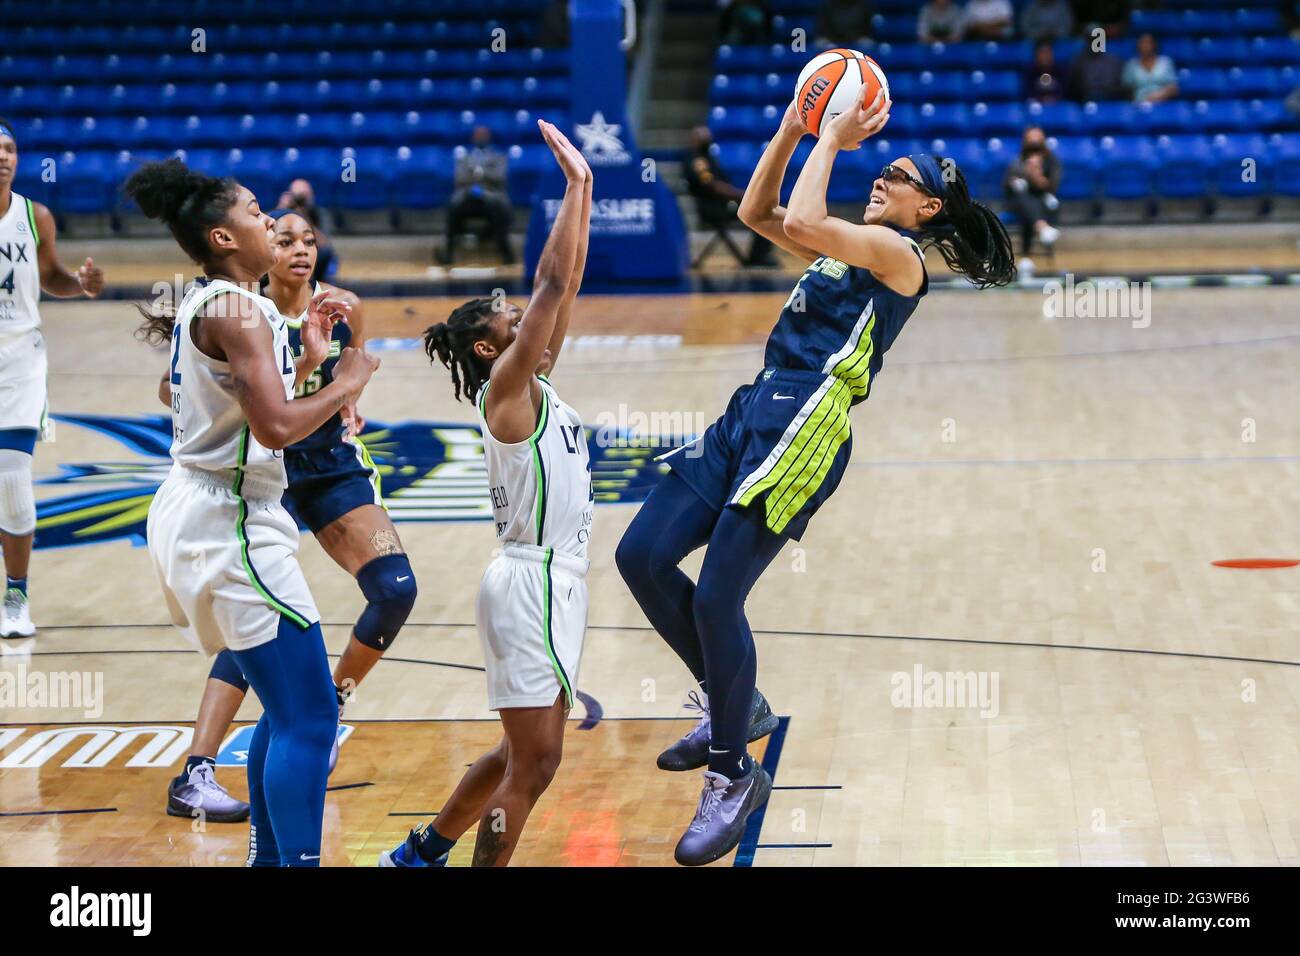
[915,156,1016,289]
[124,157,241,345]
[423,297,497,403]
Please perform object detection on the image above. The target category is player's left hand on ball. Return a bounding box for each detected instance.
[78,257,104,297]
[824,86,890,151]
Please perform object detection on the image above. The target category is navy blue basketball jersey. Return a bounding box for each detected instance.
[284,287,352,452]
[764,234,927,403]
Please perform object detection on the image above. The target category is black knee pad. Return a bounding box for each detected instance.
[353,554,417,651]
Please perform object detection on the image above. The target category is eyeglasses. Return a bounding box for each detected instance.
[880,163,935,196]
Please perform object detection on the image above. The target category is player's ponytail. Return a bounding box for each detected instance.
[915,157,1016,289]
[133,299,176,346]
[423,297,496,403]
[125,158,242,345]
[124,158,239,267]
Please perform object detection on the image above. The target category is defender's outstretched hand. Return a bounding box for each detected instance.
[538,120,591,184]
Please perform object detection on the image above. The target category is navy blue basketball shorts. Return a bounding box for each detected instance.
[662,368,854,540]
[282,439,384,534]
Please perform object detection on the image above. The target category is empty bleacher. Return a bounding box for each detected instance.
[1,0,567,225]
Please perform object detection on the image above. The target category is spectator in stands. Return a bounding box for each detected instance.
[1003,126,1062,256]
[1284,0,1300,39]
[276,178,338,281]
[1066,28,1125,101]
[962,0,1014,40]
[1020,0,1074,42]
[816,0,875,49]
[917,0,965,43]
[1026,41,1065,103]
[685,127,774,267]
[538,0,570,48]
[1071,0,1130,39]
[439,125,514,266]
[720,0,772,45]
[1123,33,1178,104]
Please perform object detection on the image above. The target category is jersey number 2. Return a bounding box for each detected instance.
[169,327,183,384]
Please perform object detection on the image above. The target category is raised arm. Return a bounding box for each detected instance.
[539,166,592,377]
[321,284,368,436]
[486,121,588,433]
[204,292,378,450]
[292,288,353,387]
[783,87,925,296]
[736,102,820,265]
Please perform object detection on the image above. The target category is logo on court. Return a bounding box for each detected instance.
[0,725,192,769]
[215,723,354,766]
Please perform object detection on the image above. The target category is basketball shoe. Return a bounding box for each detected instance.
[656,689,779,771]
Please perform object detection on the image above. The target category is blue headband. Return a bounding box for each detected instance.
[0,121,15,142]
[906,154,949,199]
[267,207,301,221]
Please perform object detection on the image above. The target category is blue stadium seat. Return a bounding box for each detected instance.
[1079,102,1139,136]
[328,147,393,211]
[49,151,113,214]
[1024,101,1082,136]
[391,145,452,210]
[1153,135,1213,200]
[969,102,1026,138]
[1211,133,1272,198]
[1095,136,1156,200]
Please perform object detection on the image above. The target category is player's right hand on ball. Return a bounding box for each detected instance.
[335,347,380,396]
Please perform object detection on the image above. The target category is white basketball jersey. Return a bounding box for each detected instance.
[477,375,593,561]
[0,192,42,343]
[168,279,295,489]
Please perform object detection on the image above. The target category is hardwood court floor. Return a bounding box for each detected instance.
[0,718,779,867]
[2,283,1298,866]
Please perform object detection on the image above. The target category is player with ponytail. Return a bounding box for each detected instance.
[615,87,1013,866]
[126,157,378,866]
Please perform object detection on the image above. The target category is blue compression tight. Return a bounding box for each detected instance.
[616,472,786,778]
[229,616,337,867]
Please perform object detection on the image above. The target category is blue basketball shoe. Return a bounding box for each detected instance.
[378,826,449,868]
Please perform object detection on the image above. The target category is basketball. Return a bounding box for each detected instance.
[794,48,890,137]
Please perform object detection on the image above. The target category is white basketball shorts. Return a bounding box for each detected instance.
[475,543,588,711]
[147,465,319,656]
[0,331,48,432]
